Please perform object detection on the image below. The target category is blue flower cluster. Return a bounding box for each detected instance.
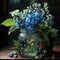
[22,8,41,31]
[13,17,21,27]
[13,7,43,31]
[13,6,52,31]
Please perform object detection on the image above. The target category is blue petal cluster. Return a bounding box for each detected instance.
[13,17,21,27]
[22,8,44,31]
[13,7,52,31]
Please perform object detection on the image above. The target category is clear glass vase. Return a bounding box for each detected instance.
[18,28,40,58]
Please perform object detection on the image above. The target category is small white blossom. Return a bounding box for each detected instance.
[44,2,48,8]
[9,9,20,17]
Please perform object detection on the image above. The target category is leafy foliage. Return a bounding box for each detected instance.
[0,2,58,46]
[8,25,19,35]
[1,18,15,27]
[13,40,19,51]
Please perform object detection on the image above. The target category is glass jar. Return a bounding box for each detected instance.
[18,28,40,58]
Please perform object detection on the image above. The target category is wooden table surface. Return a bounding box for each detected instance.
[0,45,60,59]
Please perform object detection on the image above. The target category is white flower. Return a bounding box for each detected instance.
[38,3,41,7]
[9,9,20,17]
[44,2,48,8]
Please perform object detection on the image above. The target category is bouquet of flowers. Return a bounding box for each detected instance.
[1,2,57,58]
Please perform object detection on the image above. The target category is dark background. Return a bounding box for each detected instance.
[0,0,60,48]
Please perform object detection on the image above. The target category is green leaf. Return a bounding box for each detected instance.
[12,40,19,51]
[1,18,15,27]
[48,29,58,38]
[8,25,19,35]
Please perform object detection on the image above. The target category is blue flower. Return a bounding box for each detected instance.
[26,25,34,31]
[24,21,35,31]
[13,17,21,27]
[26,13,32,19]
[32,10,40,18]
[26,26,32,31]
[23,20,29,27]
[23,20,28,26]
[25,18,31,23]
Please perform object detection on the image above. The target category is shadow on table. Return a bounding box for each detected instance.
[54,52,60,59]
